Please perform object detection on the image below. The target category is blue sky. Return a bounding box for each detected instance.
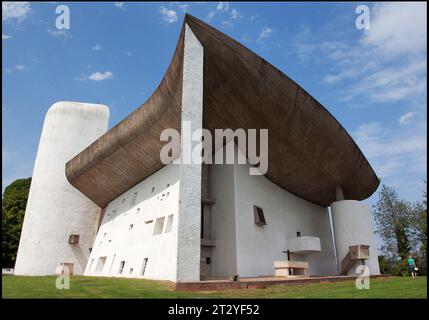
[2,1,427,211]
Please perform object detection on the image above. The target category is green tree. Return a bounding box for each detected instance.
[2,178,31,268]
[372,185,413,263]
[410,182,427,275]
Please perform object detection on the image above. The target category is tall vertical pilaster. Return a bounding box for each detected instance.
[176,24,204,282]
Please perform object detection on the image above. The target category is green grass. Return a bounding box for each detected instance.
[2,275,426,299]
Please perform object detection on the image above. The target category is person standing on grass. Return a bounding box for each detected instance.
[407,255,418,279]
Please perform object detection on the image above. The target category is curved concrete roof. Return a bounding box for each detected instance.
[65,15,380,208]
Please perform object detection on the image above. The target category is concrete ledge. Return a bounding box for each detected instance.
[175,274,392,291]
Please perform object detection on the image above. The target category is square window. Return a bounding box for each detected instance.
[253,205,266,225]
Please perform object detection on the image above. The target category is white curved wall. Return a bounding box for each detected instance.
[331,200,380,275]
[14,101,109,276]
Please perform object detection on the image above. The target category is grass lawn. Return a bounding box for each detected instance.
[2,275,426,299]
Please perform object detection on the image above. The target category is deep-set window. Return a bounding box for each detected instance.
[253,205,267,225]
[153,217,165,235]
[297,231,302,237]
[129,224,134,230]
[164,215,173,233]
[118,261,125,274]
[141,258,149,276]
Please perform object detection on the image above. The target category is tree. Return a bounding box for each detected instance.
[409,181,427,275]
[372,185,413,263]
[2,178,31,268]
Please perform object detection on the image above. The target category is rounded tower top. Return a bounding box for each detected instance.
[47,101,109,118]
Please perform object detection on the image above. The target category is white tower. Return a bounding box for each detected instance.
[14,101,109,275]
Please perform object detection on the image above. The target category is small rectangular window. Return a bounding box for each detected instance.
[118,261,125,274]
[297,231,302,237]
[164,215,173,233]
[253,205,266,225]
[145,220,153,224]
[153,217,165,235]
[130,192,138,207]
[129,224,134,230]
[129,268,133,274]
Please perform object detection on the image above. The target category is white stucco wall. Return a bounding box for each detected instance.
[208,142,337,278]
[14,101,109,276]
[84,164,180,281]
[233,161,338,277]
[209,164,238,278]
[331,200,380,275]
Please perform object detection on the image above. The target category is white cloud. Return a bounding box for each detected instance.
[362,2,427,57]
[114,2,125,10]
[47,29,70,38]
[2,2,31,22]
[258,27,273,42]
[173,2,189,12]
[221,8,240,27]
[15,64,26,71]
[2,34,12,40]
[294,3,427,106]
[399,112,416,125]
[341,59,427,103]
[217,2,229,11]
[160,6,178,24]
[353,121,426,180]
[76,71,114,81]
[88,71,114,81]
[207,11,216,22]
[92,44,103,51]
